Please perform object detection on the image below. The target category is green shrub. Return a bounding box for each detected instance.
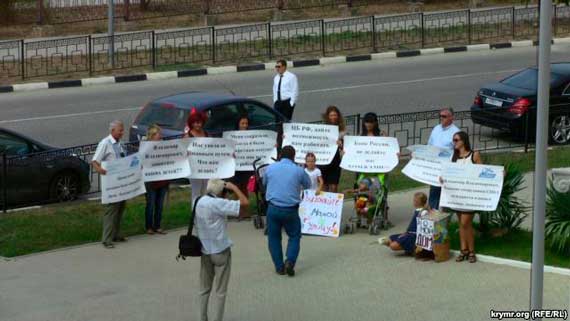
[546,180,570,255]
[487,163,529,233]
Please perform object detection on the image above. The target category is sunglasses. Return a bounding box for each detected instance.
[453,138,461,142]
[439,114,449,118]
[275,65,283,69]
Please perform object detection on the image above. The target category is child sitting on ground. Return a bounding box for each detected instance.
[380,192,429,256]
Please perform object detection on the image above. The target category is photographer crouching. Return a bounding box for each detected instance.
[194,179,249,321]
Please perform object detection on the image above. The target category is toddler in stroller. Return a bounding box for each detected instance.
[343,173,389,235]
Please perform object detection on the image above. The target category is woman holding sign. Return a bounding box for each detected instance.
[230,115,252,219]
[144,125,169,235]
[319,106,346,193]
[185,109,209,204]
[441,131,482,263]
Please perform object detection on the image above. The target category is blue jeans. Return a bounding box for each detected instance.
[428,186,441,210]
[266,204,302,271]
[145,184,168,230]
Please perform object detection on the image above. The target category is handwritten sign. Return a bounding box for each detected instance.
[416,211,451,251]
[282,123,339,165]
[416,217,435,251]
[440,163,504,212]
[101,153,146,204]
[188,138,236,179]
[340,136,399,173]
[299,190,344,238]
[402,145,452,187]
[139,138,191,182]
[223,130,277,171]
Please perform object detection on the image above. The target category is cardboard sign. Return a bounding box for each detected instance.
[299,190,344,238]
[188,138,236,179]
[101,153,146,204]
[282,123,339,165]
[139,138,191,182]
[340,136,399,173]
[223,130,277,171]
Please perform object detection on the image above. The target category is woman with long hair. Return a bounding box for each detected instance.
[319,106,346,193]
[144,124,169,235]
[360,112,386,137]
[185,109,209,205]
[231,115,252,219]
[445,131,482,263]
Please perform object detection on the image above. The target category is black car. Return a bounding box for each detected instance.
[471,63,570,144]
[0,128,91,208]
[129,91,286,141]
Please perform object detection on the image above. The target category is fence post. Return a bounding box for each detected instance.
[467,9,472,45]
[371,16,376,52]
[421,12,425,48]
[151,30,156,69]
[268,22,273,59]
[125,0,130,21]
[211,27,216,64]
[20,39,25,80]
[2,153,6,213]
[553,4,558,37]
[512,6,516,40]
[88,35,92,77]
[321,19,326,57]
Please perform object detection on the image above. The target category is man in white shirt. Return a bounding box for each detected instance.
[427,108,460,210]
[195,179,249,321]
[273,59,298,121]
[92,120,127,249]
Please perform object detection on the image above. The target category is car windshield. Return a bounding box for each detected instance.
[136,103,188,130]
[501,68,565,90]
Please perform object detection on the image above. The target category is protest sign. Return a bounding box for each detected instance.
[340,136,399,173]
[416,217,435,251]
[282,123,339,165]
[440,163,504,211]
[401,145,453,187]
[223,130,277,171]
[416,211,451,252]
[101,153,146,204]
[139,138,191,182]
[188,138,236,179]
[299,190,344,238]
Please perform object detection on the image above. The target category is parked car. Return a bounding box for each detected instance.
[129,91,286,141]
[471,63,570,144]
[0,128,91,208]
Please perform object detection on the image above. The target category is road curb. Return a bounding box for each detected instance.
[3,36,570,94]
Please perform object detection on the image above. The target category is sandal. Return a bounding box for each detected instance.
[456,249,469,262]
[155,229,167,235]
[146,229,155,235]
[468,251,477,263]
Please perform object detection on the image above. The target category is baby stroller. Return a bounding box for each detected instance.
[250,158,269,230]
[344,173,390,235]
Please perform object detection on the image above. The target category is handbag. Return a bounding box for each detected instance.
[176,196,203,261]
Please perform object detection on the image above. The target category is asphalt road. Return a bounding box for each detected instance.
[1,44,570,147]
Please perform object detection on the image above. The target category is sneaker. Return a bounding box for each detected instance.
[284,261,295,277]
[102,242,114,249]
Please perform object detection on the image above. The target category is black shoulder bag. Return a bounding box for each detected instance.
[176,196,203,261]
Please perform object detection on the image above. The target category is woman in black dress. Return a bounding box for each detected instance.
[319,106,346,193]
[231,115,253,219]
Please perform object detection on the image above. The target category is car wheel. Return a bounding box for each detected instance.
[550,114,570,145]
[50,172,80,202]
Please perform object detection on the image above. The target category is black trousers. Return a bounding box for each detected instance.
[274,99,295,121]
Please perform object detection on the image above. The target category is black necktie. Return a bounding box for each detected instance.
[277,75,283,101]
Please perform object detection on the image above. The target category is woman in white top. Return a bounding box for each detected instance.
[444,131,482,263]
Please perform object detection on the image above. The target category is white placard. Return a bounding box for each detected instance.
[188,138,236,179]
[340,136,399,173]
[299,190,344,238]
[401,145,453,187]
[440,163,504,212]
[139,139,191,182]
[282,123,339,165]
[223,130,277,171]
[415,217,435,251]
[101,153,146,204]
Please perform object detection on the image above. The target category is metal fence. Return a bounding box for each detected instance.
[2,5,570,83]
[0,109,531,212]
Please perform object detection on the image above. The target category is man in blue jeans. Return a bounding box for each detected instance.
[263,145,311,277]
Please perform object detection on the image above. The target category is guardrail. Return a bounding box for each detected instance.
[0,109,531,212]
[1,5,569,83]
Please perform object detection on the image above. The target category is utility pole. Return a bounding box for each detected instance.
[530,0,552,317]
